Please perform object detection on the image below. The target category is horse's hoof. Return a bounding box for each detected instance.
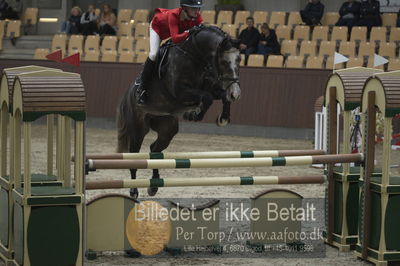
[130,188,139,199]
[147,187,158,196]
[216,114,230,127]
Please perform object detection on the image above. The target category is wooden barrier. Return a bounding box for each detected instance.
[86,175,326,190]
[87,153,363,170]
[81,149,326,160]
[323,67,380,251]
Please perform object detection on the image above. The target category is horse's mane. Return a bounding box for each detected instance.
[194,25,231,41]
[160,25,229,49]
[202,25,229,38]
[189,25,235,51]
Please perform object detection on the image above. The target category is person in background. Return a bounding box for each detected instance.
[336,0,361,29]
[300,0,325,26]
[0,0,8,20]
[61,6,82,34]
[136,0,203,105]
[0,0,21,20]
[81,4,98,35]
[5,0,21,19]
[397,8,400,27]
[98,4,117,36]
[257,23,280,56]
[238,17,260,58]
[356,0,381,32]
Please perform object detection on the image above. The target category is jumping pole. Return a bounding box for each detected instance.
[86,175,327,190]
[87,153,363,171]
[80,149,326,160]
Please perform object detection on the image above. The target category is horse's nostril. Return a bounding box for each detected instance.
[231,92,240,101]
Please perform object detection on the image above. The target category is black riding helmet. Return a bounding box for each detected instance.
[180,0,203,8]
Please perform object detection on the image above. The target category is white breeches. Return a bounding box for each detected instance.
[149,24,161,61]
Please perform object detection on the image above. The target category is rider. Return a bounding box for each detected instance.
[136,0,203,105]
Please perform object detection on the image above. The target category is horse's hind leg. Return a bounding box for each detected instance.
[148,116,179,196]
[128,126,149,198]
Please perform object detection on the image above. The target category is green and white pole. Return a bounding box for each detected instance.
[86,175,327,190]
[87,153,363,170]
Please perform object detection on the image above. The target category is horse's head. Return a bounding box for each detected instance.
[216,38,241,102]
[187,26,241,103]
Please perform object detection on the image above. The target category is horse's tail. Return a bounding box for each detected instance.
[117,83,135,153]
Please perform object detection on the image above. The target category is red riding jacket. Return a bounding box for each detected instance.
[151,8,203,44]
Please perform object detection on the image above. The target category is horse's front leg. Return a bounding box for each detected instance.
[181,90,213,122]
[148,116,179,196]
[216,98,231,127]
[128,128,148,198]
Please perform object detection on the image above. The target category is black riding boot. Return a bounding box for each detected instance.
[137,58,156,105]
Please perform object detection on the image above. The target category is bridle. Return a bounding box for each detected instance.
[176,28,240,94]
[214,48,240,94]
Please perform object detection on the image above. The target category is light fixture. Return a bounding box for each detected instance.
[39,18,58,23]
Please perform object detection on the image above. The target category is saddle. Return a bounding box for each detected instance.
[155,40,173,79]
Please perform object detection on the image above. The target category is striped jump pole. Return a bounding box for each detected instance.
[85,175,327,190]
[87,153,363,171]
[81,149,326,160]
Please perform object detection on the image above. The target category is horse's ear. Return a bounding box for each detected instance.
[231,39,241,50]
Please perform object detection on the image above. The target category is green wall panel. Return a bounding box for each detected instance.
[13,203,24,265]
[385,195,400,251]
[0,188,8,247]
[27,206,80,266]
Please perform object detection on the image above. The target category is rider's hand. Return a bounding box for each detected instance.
[188,26,198,34]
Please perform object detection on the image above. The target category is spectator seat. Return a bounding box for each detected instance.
[33,48,49,59]
[330,26,348,43]
[118,36,134,53]
[101,36,118,52]
[293,25,310,41]
[299,40,317,57]
[51,34,67,54]
[134,22,149,38]
[266,55,284,67]
[117,9,132,24]
[132,9,149,24]
[286,55,303,68]
[201,10,216,24]
[84,50,100,61]
[287,11,302,27]
[281,39,298,56]
[68,35,84,55]
[234,10,251,26]
[101,50,118,62]
[216,11,233,27]
[275,25,291,42]
[312,26,329,42]
[322,12,340,26]
[119,51,136,63]
[319,41,336,58]
[6,20,21,38]
[247,54,264,67]
[306,56,324,69]
[379,42,396,59]
[253,11,268,26]
[135,37,150,53]
[136,51,149,63]
[118,22,133,37]
[388,58,400,71]
[338,41,356,57]
[269,11,286,28]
